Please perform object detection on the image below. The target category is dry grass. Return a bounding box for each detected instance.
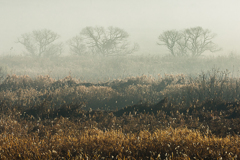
[0,70,240,159]
[0,114,239,159]
[1,53,240,159]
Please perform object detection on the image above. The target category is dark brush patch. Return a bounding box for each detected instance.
[114,97,168,117]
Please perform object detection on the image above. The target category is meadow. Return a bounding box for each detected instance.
[1,53,239,82]
[0,54,240,159]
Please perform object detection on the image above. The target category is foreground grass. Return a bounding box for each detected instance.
[0,73,239,159]
[0,115,239,159]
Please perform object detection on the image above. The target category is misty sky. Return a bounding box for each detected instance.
[1,0,240,56]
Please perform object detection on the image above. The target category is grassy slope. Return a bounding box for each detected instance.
[0,54,240,159]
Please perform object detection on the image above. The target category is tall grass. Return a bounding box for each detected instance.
[0,54,240,159]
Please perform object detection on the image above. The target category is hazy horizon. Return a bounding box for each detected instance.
[1,0,240,56]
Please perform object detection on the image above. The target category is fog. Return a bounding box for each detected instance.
[1,0,240,56]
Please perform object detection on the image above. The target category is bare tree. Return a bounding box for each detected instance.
[17,29,62,57]
[68,36,87,55]
[175,31,189,56]
[184,26,221,56]
[157,30,182,56]
[158,27,221,57]
[77,26,138,56]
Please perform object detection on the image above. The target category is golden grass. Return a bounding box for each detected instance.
[0,70,240,159]
[0,115,239,159]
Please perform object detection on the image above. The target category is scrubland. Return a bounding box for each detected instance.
[0,54,240,159]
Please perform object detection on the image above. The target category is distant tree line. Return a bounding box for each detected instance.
[17,26,220,57]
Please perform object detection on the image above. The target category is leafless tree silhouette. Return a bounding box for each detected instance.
[18,29,62,57]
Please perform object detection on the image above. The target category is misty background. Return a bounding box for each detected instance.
[1,0,240,56]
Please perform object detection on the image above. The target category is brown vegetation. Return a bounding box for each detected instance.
[0,71,240,159]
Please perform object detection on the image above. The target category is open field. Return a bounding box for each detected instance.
[1,54,240,82]
[0,54,240,159]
